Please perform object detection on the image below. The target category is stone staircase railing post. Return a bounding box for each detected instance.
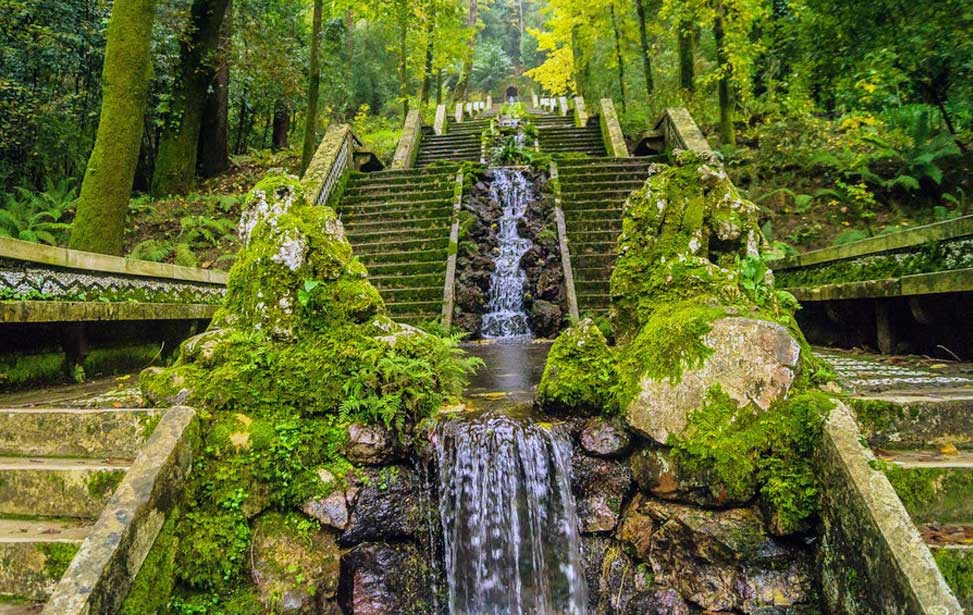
[486,95,493,111]
[455,102,464,124]
[532,92,539,109]
[550,160,580,320]
[598,99,629,158]
[573,96,588,127]
[558,96,569,116]
[301,123,358,206]
[390,109,423,170]
[656,107,713,158]
[442,171,466,327]
[434,104,447,135]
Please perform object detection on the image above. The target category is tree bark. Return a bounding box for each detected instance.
[301,0,324,173]
[634,0,654,96]
[678,20,695,92]
[714,1,735,146]
[610,3,627,113]
[150,0,230,196]
[71,0,156,256]
[420,3,436,106]
[272,101,290,151]
[198,0,232,178]
[398,0,410,117]
[455,0,478,101]
[234,81,249,155]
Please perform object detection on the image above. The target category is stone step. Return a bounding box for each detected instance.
[556,157,651,168]
[569,241,617,256]
[881,449,973,524]
[386,300,442,315]
[0,456,129,519]
[562,207,623,221]
[365,261,444,277]
[570,254,617,269]
[346,174,455,191]
[348,167,458,181]
[346,217,451,234]
[344,178,454,195]
[347,225,450,244]
[418,147,482,156]
[340,189,453,206]
[371,273,444,289]
[353,237,450,255]
[577,293,611,309]
[852,392,973,450]
[0,517,91,602]
[342,205,452,222]
[0,408,161,459]
[376,286,444,302]
[358,248,447,265]
[561,198,629,211]
[575,279,610,293]
[568,230,619,244]
[341,197,453,213]
[561,171,649,184]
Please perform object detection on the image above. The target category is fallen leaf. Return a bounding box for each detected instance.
[940,443,959,456]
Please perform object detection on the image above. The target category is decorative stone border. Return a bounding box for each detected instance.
[42,406,199,615]
[302,123,361,207]
[549,160,580,321]
[599,99,629,158]
[0,300,218,324]
[816,401,962,614]
[391,109,423,170]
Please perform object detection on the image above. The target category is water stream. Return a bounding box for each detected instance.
[435,412,588,615]
[480,168,533,339]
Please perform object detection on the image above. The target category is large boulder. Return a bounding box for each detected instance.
[251,512,341,614]
[345,423,396,465]
[536,318,618,416]
[340,465,423,546]
[629,447,752,508]
[626,317,801,444]
[580,418,631,458]
[302,468,350,530]
[596,546,692,615]
[338,542,434,615]
[572,451,633,534]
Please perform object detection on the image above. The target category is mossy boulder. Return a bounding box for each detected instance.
[251,512,340,613]
[536,318,617,416]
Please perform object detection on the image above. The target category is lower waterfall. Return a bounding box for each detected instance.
[434,413,588,615]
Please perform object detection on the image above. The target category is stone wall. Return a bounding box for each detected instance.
[598,99,629,158]
[391,110,423,170]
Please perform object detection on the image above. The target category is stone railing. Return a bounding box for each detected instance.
[573,96,588,127]
[599,98,629,158]
[43,407,199,615]
[434,104,447,135]
[0,237,226,323]
[391,109,423,169]
[441,171,466,327]
[302,123,362,206]
[656,107,714,157]
[772,215,973,300]
[816,402,962,614]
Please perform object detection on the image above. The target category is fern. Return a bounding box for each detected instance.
[129,239,173,262]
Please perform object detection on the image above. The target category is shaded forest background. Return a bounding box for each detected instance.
[1,0,971,264]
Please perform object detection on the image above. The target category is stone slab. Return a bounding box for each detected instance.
[786,267,973,301]
[852,393,973,450]
[655,107,713,156]
[598,99,628,158]
[0,300,217,323]
[0,408,161,458]
[0,457,128,518]
[43,406,198,615]
[0,542,80,602]
[391,110,423,170]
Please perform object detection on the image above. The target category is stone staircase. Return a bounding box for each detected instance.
[821,349,973,609]
[557,158,656,317]
[415,119,490,168]
[338,168,458,325]
[0,405,161,612]
[536,115,607,157]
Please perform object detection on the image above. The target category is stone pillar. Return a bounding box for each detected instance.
[875,300,896,354]
[532,92,539,109]
[558,96,569,116]
[486,95,493,111]
[599,99,629,158]
[455,102,464,124]
[434,104,447,135]
[390,109,423,170]
[573,96,587,127]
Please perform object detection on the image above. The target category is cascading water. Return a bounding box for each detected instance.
[481,168,533,339]
[435,413,588,615]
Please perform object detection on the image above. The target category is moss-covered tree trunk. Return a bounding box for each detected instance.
[70,0,157,255]
[272,101,290,151]
[455,0,478,101]
[398,0,410,118]
[301,0,324,173]
[420,5,436,106]
[713,4,735,147]
[678,21,695,93]
[634,0,654,96]
[198,0,233,179]
[150,0,230,196]
[610,3,627,113]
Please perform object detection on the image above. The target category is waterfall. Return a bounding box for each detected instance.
[435,413,588,615]
[481,168,533,339]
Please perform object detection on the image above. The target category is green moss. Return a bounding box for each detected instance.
[120,508,181,615]
[671,389,834,532]
[934,548,973,607]
[536,318,618,415]
[175,509,251,591]
[39,542,79,579]
[86,469,124,499]
[882,464,973,523]
[0,343,163,391]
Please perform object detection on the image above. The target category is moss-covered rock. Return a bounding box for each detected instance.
[536,318,618,416]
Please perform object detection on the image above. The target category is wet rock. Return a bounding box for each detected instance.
[629,447,752,508]
[340,465,422,546]
[596,546,692,615]
[251,512,341,614]
[626,317,801,444]
[178,328,229,366]
[572,451,633,533]
[635,499,815,612]
[345,424,395,465]
[302,469,350,530]
[529,299,562,339]
[580,418,631,458]
[338,542,434,615]
[581,536,615,610]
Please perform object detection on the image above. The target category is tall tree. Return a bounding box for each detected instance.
[150,0,231,196]
[420,1,437,105]
[678,21,695,92]
[633,0,655,96]
[301,0,324,173]
[455,0,478,101]
[70,0,156,255]
[713,0,734,146]
[609,2,627,112]
[198,0,233,179]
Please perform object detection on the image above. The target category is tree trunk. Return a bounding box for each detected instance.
[301,0,324,173]
[234,81,249,155]
[398,0,409,117]
[436,68,443,105]
[571,25,585,97]
[70,0,156,256]
[455,0,478,101]
[610,3,627,113]
[150,0,230,196]
[678,20,695,92]
[272,101,289,151]
[420,4,436,106]
[634,0,654,96]
[198,0,232,178]
[713,2,735,147]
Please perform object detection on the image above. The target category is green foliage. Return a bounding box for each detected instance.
[175,510,251,591]
[0,178,77,245]
[536,318,618,415]
[934,549,973,605]
[129,213,236,266]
